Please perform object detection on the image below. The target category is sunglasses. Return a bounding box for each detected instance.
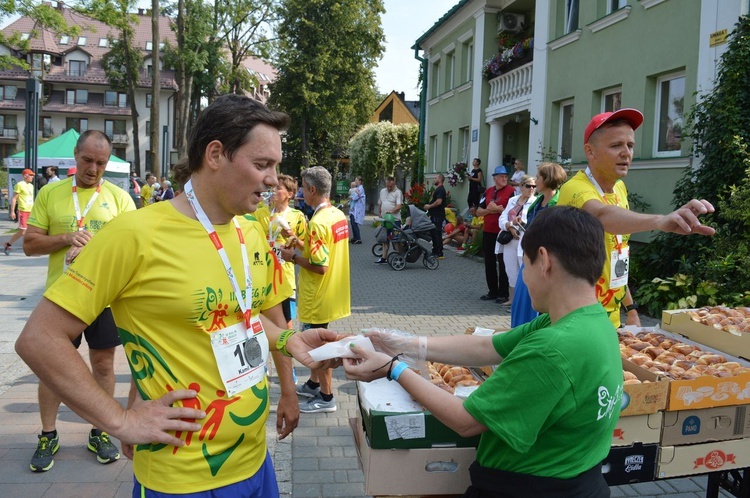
[523,184,536,189]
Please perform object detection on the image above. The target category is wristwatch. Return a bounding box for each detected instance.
[623,302,638,313]
[291,253,297,264]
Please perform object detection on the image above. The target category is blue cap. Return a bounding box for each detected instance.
[492,165,508,176]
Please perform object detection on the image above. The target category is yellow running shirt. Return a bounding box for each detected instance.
[44,201,291,493]
[13,180,34,212]
[27,177,136,289]
[298,206,351,324]
[558,170,630,327]
[272,206,307,291]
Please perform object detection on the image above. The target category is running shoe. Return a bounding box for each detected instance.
[30,433,60,472]
[299,395,337,413]
[87,430,120,464]
[3,243,10,256]
[296,382,321,398]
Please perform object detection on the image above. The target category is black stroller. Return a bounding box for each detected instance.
[385,205,439,271]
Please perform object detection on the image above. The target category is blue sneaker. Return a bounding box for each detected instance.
[299,395,337,413]
[87,431,120,464]
[296,382,320,398]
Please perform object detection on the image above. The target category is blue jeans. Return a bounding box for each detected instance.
[349,214,361,241]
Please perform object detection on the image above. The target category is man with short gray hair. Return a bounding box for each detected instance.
[281,166,351,413]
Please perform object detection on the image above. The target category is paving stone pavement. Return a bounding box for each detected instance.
[0,216,734,497]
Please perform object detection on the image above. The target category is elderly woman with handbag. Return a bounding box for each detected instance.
[497,175,536,307]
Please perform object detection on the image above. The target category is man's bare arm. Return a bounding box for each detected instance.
[24,226,92,256]
[581,198,715,236]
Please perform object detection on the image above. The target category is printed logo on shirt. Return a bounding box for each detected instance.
[332,219,349,243]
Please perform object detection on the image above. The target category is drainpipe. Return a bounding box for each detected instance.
[414,45,427,184]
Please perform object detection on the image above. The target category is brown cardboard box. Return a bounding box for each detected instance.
[657,437,750,479]
[660,405,750,445]
[352,417,475,496]
[662,309,750,361]
[621,359,669,416]
[612,412,663,446]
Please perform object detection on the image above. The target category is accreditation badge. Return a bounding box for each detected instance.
[609,245,629,290]
[209,316,269,397]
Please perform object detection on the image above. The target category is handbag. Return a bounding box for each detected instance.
[497,230,513,245]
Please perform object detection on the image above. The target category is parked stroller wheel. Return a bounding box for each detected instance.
[423,255,439,270]
[372,243,383,257]
[387,252,406,271]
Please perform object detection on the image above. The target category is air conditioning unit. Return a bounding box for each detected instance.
[497,13,525,34]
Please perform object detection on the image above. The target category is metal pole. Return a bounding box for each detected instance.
[25,77,41,197]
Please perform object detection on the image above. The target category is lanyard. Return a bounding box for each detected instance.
[184,179,253,328]
[312,201,329,219]
[71,176,103,231]
[584,167,624,253]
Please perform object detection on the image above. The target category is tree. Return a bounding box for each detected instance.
[82,0,144,173]
[349,122,419,188]
[269,0,385,177]
[634,16,750,305]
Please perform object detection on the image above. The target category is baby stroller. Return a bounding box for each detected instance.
[385,205,439,271]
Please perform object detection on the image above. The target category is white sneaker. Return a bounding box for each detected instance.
[295,383,320,398]
[299,395,337,413]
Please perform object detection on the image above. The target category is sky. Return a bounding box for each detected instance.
[376,0,458,101]
[1,0,459,102]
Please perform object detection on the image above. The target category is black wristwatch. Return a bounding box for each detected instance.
[623,303,638,313]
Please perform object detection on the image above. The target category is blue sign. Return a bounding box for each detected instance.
[472,129,478,142]
[682,415,701,436]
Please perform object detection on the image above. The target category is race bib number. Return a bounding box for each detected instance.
[609,245,629,289]
[209,317,269,397]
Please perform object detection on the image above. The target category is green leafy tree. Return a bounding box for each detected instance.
[348,121,419,188]
[81,0,144,172]
[634,16,750,309]
[269,0,385,177]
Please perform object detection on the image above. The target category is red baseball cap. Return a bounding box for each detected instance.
[67,167,77,176]
[22,168,34,176]
[583,108,644,144]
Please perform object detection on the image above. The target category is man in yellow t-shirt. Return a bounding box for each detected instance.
[23,131,136,472]
[281,166,351,414]
[15,95,339,496]
[4,168,35,255]
[140,173,158,207]
[558,108,716,327]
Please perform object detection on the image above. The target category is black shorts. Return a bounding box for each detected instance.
[301,322,329,331]
[72,308,121,350]
[281,297,296,323]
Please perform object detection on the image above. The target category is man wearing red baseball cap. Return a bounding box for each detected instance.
[558,108,715,327]
[4,168,35,255]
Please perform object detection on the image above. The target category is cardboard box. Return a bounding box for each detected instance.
[623,328,750,411]
[602,443,658,486]
[612,412,663,446]
[657,437,750,478]
[358,379,480,449]
[660,405,750,445]
[352,417,475,496]
[662,309,750,361]
[621,359,669,416]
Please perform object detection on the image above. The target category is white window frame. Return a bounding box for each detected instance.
[445,131,453,171]
[559,100,575,162]
[601,87,622,113]
[77,36,87,46]
[430,135,438,173]
[461,127,470,162]
[654,71,686,158]
[466,42,474,82]
[60,35,69,45]
[432,61,441,98]
[447,52,455,90]
[146,41,153,51]
[98,38,108,48]
[565,0,579,34]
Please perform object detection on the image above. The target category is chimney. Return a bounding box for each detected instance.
[138,8,144,15]
[397,92,405,101]
[56,1,64,10]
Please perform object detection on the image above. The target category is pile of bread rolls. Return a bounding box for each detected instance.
[619,329,750,381]
[688,306,750,335]
[427,362,481,394]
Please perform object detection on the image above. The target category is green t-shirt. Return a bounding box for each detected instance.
[463,304,622,479]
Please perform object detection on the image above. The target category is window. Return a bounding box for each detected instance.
[77,36,87,46]
[147,65,153,77]
[460,127,470,162]
[40,116,53,137]
[146,93,152,108]
[60,35,69,45]
[105,119,127,140]
[602,88,622,112]
[430,135,438,173]
[159,42,165,51]
[559,100,574,161]
[104,90,117,106]
[431,61,440,98]
[0,85,17,100]
[146,41,153,51]
[608,0,627,14]
[66,117,88,132]
[465,42,474,82]
[444,131,453,171]
[447,52,455,90]
[0,115,18,136]
[66,89,88,105]
[565,0,579,33]
[118,93,127,108]
[98,38,108,48]
[21,33,30,40]
[68,60,86,76]
[146,120,151,135]
[655,72,685,156]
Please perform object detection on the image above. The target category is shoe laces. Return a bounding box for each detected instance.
[95,432,113,447]
[38,437,50,452]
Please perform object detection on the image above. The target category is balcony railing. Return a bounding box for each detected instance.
[0,127,18,139]
[106,132,129,144]
[486,61,533,114]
